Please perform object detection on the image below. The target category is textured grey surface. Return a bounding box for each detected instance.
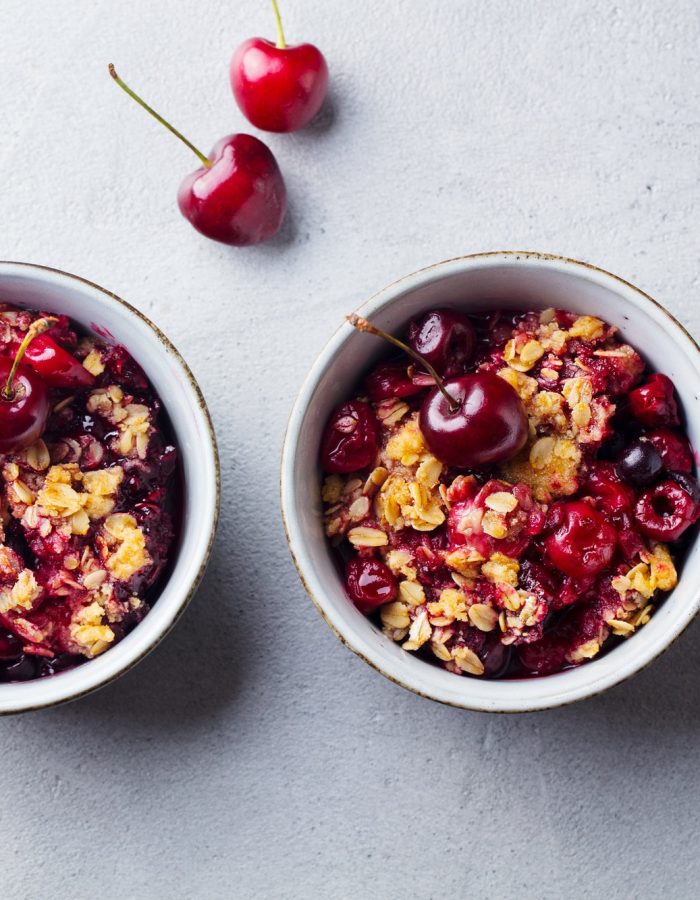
[1,0,700,897]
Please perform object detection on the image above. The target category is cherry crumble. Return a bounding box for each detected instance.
[320,307,699,678]
[0,304,179,681]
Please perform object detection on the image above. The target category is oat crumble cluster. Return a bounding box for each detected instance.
[321,308,698,678]
[0,305,178,680]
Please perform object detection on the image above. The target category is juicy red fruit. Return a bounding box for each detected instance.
[0,360,50,453]
[23,334,94,389]
[345,557,397,614]
[365,361,422,403]
[420,372,527,468]
[321,400,378,473]
[629,374,680,427]
[231,38,328,133]
[177,134,286,246]
[408,309,476,377]
[635,480,699,542]
[646,428,694,474]
[545,500,617,579]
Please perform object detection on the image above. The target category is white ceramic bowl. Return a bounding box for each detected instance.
[282,251,700,712]
[0,262,219,713]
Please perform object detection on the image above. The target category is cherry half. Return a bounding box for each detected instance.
[628,373,680,428]
[320,400,378,473]
[230,0,329,133]
[408,309,476,377]
[545,500,617,579]
[0,317,53,453]
[109,65,286,246]
[345,557,397,614]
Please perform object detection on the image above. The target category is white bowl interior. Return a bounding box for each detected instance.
[0,264,218,712]
[283,253,700,711]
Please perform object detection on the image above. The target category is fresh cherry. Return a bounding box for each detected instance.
[345,557,397,614]
[545,500,617,579]
[347,314,527,469]
[320,400,378,473]
[407,309,476,377]
[645,428,694,474]
[616,438,663,487]
[628,373,680,427]
[634,480,699,542]
[23,334,94,389]
[0,318,53,453]
[230,0,328,133]
[109,65,286,246]
[420,373,527,468]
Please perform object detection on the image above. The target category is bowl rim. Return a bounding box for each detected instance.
[0,260,221,713]
[280,249,700,712]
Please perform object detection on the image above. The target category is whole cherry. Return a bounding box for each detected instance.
[0,318,54,453]
[616,438,663,487]
[545,500,617,579]
[628,373,680,427]
[408,309,476,377]
[634,480,699,542]
[420,372,528,468]
[365,361,423,403]
[347,314,527,469]
[345,557,397,614]
[109,65,286,246]
[320,400,378,473]
[230,0,329,133]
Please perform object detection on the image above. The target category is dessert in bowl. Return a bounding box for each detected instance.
[281,252,700,712]
[0,262,219,713]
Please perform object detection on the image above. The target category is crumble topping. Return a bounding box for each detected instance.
[322,306,691,680]
[0,305,178,678]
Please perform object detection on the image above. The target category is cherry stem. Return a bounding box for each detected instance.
[108,64,212,169]
[347,314,459,411]
[2,317,58,401]
[271,0,286,48]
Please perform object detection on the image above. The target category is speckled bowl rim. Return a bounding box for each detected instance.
[281,250,700,713]
[0,261,220,714]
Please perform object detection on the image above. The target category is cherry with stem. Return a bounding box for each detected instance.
[108,65,286,246]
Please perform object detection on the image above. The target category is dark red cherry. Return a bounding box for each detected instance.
[408,309,476,376]
[645,428,694,474]
[616,439,663,486]
[321,400,378,473]
[585,462,634,513]
[365,361,423,402]
[177,134,286,246]
[230,1,328,133]
[545,500,617,579]
[420,372,527,468]
[0,359,50,453]
[23,334,94,389]
[628,374,680,427]
[634,480,699,541]
[109,66,286,247]
[345,557,397,614]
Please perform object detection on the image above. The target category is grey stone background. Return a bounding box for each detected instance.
[2,0,700,897]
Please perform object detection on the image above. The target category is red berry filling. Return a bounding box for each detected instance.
[321,306,697,680]
[0,304,180,682]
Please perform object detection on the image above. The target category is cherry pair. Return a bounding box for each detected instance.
[0,318,95,454]
[110,1,328,247]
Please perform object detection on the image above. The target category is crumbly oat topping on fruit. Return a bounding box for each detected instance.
[321,306,698,679]
[0,305,178,680]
